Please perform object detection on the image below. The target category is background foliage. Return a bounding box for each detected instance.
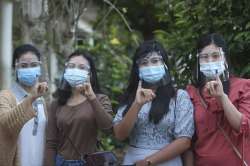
[11,0,250,155]
[75,0,250,152]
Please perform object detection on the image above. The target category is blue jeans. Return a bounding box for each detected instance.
[56,155,86,166]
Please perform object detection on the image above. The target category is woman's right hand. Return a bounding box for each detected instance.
[135,81,156,106]
[29,82,48,101]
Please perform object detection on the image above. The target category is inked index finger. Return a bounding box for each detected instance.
[216,75,222,83]
[138,80,142,89]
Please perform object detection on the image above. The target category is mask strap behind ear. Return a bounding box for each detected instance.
[219,47,229,81]
[219,48,229,69]
[160,63,171,86]
[14,67,18,81]
[164,63,168,70]
[196,51,200,81]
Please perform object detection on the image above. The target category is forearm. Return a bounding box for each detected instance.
[44,146,57,166]
[182,149,194,166]
[146,137,191,165]
[113,102,141,141]
[219,94,242,131]
[89,98,113,129]
[0,96,35,134]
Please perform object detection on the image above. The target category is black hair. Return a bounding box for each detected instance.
[12,44,41,68]
[193,33,230,94]
[54,50,101,105]
[119,40,176,124]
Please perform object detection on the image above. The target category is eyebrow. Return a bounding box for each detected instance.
[67,62,86,65]
[141,55,162,59]
[17,61,40,63]
[202,51,220,53]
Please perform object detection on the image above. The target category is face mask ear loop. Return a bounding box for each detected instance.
[196,50,200,82]
[15,66,18,82]
[222,49,229,80]
[219,48,229,81]
[162,63,172,85]
[163,63,168,70]
[88,70,92,84]
[163,63,171,78]
[59,68,67,90]
[14,60,19,82]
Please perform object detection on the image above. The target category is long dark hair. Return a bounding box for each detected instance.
[54,50,101,105]
[193,33,231,94]
[119,40,176,124]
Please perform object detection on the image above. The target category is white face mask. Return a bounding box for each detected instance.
[200,61,225,79]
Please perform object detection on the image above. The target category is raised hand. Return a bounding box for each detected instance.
[205,75,225,99]
[135,81,156,106]
[75,80,96,100]
[30,82,48,100]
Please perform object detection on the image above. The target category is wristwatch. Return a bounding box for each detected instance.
[146,159,152,166]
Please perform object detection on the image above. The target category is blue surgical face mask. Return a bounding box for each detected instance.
[17,66,41,87]
[200,61,225,79]
[63,68,89,87]
[139,65,166,83]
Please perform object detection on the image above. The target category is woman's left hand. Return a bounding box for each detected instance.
[76,81,96,100]
[205,76,225,99]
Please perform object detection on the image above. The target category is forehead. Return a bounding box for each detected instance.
[141,51,161,59]
[18,52,39,62]
[68,55,89,65]
[200,44,220,53]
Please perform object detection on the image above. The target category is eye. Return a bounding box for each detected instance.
[139,60,148,66]
[151,58,159,64]
[30,62,40,67]
[199,54,208,60]
[211,53,220,59]
[19,63,29,68]
[79,65,90,71]
[151,57,163,64]
[66,63,75,68]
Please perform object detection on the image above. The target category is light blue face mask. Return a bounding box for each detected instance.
[63,68,89,87]
[17,66,41,87]
[139,65,166,83]
[200,61,225,79]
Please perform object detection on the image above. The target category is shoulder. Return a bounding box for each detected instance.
[174,89,193,109]
[186,84,197,96]
[174,89,194,114]
[229,77,250,99]
[96,93,112,112]
[96,94,111,103]
[48,100,60,112]
[230,77,250,91]
[96,93,109,99]
[0,89,16,105]
[176,89,191,100]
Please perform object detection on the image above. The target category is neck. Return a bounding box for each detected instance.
[67,89,86,106]
[72,88,82,97]
[20,83,35,94]
[70,88,87,101]
[149,86,157,92]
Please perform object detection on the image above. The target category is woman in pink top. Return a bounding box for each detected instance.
[185,33,250,166]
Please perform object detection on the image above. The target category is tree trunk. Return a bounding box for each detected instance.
[20,0,52,101]
[0,1,13,89]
